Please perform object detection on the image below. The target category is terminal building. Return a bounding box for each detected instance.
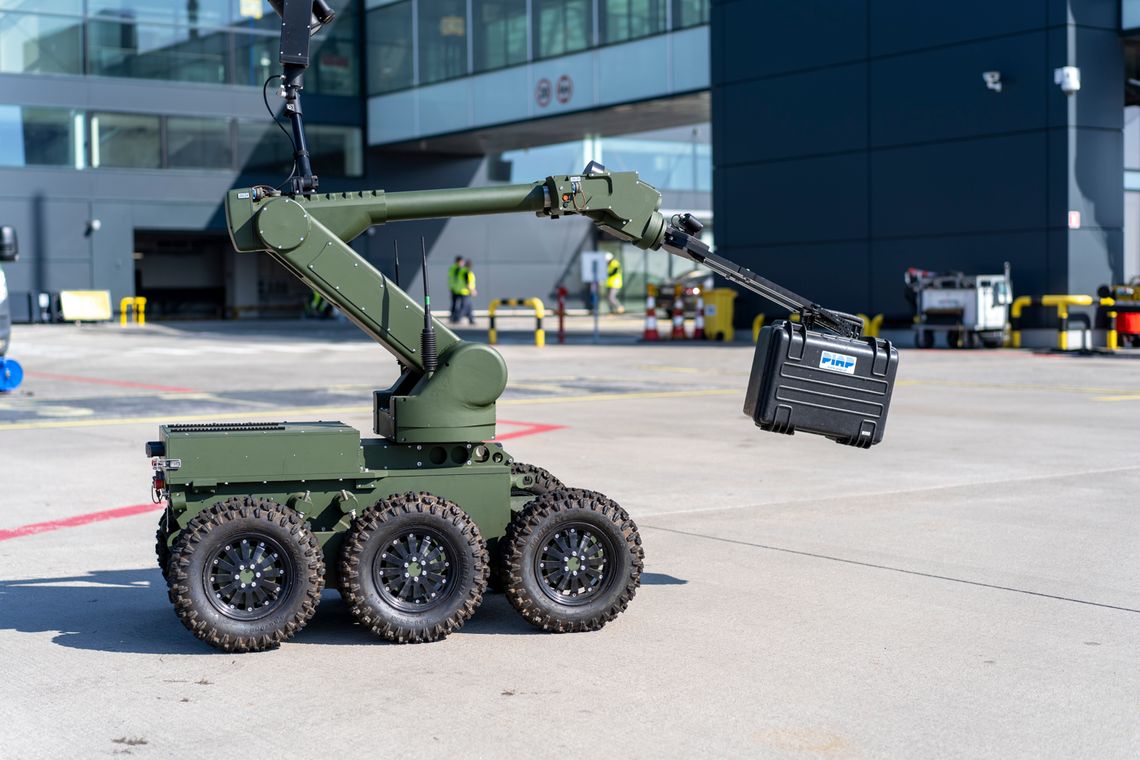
[0,0,1135,326]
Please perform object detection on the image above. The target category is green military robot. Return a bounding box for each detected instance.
[149,1,898,652]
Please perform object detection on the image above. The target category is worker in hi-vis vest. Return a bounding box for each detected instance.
[455,258,477,325]
[605,252,624,314]
[447,255,464,323]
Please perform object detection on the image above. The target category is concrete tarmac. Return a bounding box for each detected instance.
[0,321,1136,759]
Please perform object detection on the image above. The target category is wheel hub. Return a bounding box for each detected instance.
[535,524,614,606]
[374,530,454,612]
[204,534,292,620]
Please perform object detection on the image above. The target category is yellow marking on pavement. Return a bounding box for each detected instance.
[638,364,702,373]
[897,378,1140,397]
[0,388,738,431]
[638,364,749,377]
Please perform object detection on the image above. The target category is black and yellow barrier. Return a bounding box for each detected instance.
[119,296,147,326]
[1010,295,1092,350]
[751,314,766,343]
[856,313,884,338]
[488,297,545,347]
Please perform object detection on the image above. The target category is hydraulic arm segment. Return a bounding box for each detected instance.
[225,166,669,444]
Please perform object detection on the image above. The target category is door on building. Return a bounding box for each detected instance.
[134,231,228,319]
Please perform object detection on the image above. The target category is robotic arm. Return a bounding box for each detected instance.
[265,0,337,196]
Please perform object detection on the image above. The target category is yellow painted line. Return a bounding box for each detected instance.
[0,388,738,432]
[898,378,1140,397]
[503,388,737,405]
[1093,393,1140,402]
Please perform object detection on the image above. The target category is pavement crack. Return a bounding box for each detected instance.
[640,524,1140,614]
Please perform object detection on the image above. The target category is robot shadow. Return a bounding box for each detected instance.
[0,568,577,653]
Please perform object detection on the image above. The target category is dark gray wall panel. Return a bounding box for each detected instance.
[720,0,867,83]
[1048,0,1119,29]
[728,241,871,318]
[870,33,1048,147]
[1072,27,1125,130]
[869,0,1047,56]
[872,133,1048,238]
[720,153,868,246]
[718,63,867,165]
[1046,126,1125,231]
[1046,26,1125,130]
[1070,128,1125,230]
[1062,227,1122,293]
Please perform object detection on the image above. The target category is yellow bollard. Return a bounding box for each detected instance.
[869,314,883,338]
[488,298,544,347]
[487,299,500,345]
[134,296,147,326]
[752,314,765,343]
[1009,295,1033,348]
[529,297,545,348]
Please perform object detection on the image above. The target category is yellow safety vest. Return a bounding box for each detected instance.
[457,267,475,296]
[606,259,623,290]
[447,263,462,294]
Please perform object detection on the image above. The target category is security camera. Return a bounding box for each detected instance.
[982,71,1002,93]
[1054,66,1080,96]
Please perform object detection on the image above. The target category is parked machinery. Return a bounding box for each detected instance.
[905,263,1013,348]
[1098,279,1140,347]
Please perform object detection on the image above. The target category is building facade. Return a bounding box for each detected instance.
[712,0,1129,322]
[0,0,711,320]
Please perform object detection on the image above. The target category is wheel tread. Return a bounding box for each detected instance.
[167,497,325,653]
[502,488,644,633]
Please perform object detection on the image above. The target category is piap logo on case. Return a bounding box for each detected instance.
[819,350,857,374]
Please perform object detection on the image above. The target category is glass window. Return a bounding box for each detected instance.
[167,116,233,169]
[0,12,84,75]
[1127,0,1140,30]
[419,0,468,85]
[87,0,232,28]
[232,31,277,86]
[308,124,363,176]
[601,0,664,45]
[87,21,230,84]
[672,0,708,29]
[534,0,591,59]
[0,105,83,167]
[310,0,361,95]
[473,0,526,73]
[0,1,83,14]
[91,112,161,168]
[237,121,294,178]
[238,121,362,178]
[366,0,413,93]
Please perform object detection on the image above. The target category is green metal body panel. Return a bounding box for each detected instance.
[158,422,521,586]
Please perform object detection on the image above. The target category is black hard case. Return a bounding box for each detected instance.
[744,320,899,447]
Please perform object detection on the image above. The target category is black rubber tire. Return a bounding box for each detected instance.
[488,462,567,593]
[155,515,172,584]
[510,461,565,496]
[339,492,488,644]
[502,488,643,633]
[167,497,325,653]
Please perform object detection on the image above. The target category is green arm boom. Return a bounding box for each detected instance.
[223,167,666,443]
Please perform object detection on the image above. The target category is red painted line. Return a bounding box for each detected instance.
[493,420,568,441]
[0,419,566,542]
[25,371,196,393]
[0,502,162,542]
